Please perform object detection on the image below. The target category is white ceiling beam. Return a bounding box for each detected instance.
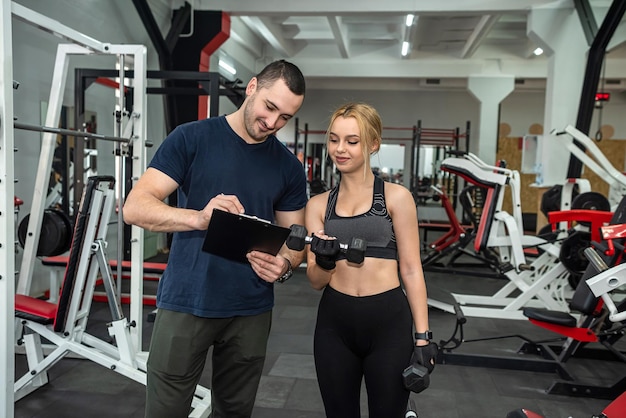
[201,0,563,15]
[327,16,350,58]
[229,16,265,58]
[607,23,626,52]
[460,14,500,58]
[240,15,295,56]
[294,57,550,79]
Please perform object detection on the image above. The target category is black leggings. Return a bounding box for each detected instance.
[314,286,413,418]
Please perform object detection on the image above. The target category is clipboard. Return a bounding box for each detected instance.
[202,209,291,264]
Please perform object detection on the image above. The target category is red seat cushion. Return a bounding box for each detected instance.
[15,294,57,324]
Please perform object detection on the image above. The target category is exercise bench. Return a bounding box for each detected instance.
[430,153,569,319]
[521,245,626,399]
[14,175,211,417]
[439,243,626,400]
[41,255,166,306]
[420,185,505,279]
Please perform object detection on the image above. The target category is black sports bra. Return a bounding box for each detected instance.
[324,176,398,260]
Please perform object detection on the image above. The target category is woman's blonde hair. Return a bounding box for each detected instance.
[326,102,382,177]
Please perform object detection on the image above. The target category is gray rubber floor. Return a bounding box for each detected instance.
[13,266,626,418]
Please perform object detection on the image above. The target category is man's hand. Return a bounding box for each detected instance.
[197,193,245,230]
[247,251,289,283]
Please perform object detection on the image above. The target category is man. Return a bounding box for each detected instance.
[123,60,307,418]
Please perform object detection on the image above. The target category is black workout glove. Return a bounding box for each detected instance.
[402,342,439,393]
[410,342,438,373]
[310,235,340,270]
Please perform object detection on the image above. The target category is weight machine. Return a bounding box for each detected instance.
[1,4,210,416]
[439,228,626,400]
[420,185,505,278]
[428,152,612,319]
[507,391,626,418]
[555,125,626,209]
[14,176,211,414]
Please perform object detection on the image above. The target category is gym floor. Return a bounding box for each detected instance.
[13,266,626,418]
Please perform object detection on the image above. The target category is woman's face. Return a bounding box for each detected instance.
[327,116,366,173]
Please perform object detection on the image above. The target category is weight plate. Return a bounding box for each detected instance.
[571,192,610,226]
[540,185,563,217]
[559,230,591,288]
[18,208,73,256]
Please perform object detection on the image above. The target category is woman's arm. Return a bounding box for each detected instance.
[304,192,334,290]
[388,183,430,344]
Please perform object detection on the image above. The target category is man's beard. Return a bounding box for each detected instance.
[243,96,271,142]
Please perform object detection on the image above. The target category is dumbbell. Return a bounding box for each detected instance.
[402,363,430,393]
[286,224,367,264]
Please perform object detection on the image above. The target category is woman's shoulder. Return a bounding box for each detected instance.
[383,181,412,199]
[383,182,417,214]
[307,190,331,210]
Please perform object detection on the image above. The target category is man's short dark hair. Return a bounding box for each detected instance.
[256,60,305,96]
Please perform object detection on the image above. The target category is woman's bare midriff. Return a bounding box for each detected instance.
[327,257,400,296]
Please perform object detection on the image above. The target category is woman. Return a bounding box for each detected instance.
[305,102,436,418]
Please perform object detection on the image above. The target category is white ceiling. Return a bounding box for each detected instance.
[195,0,626,91]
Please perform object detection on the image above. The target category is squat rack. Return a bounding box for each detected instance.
[295,122,416,190]
[68,68,244,260]
[414,120,470,207]
[1,4,149,417]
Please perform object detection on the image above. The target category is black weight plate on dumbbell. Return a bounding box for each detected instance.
[571,192,610,226]
[345,237,366,264]
[559,230,591,289]
[286,224,307,251]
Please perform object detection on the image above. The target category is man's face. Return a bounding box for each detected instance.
[243,78,304,142]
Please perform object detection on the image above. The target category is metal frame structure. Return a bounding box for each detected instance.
[1,1,16,416]
[10,12,148,354]
[71,67,243,237]
[558,124,626,209]
[585,248,626,323]
[13,176,211,415]
[0,3,164,416]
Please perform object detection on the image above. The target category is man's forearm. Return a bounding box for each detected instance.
[123,192,199,233]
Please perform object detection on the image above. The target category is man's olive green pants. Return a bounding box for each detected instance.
[144,308,272,418]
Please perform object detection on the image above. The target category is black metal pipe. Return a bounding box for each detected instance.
[567,0,626,178]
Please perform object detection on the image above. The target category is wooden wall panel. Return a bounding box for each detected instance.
[495,136,626,230]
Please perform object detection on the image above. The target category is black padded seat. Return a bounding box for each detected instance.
[523,307,577,327]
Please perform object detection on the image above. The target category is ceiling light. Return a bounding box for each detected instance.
[405,14,414,27]
[218,59,237,75]
[401,41,410,56]
[533,47,544,56]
